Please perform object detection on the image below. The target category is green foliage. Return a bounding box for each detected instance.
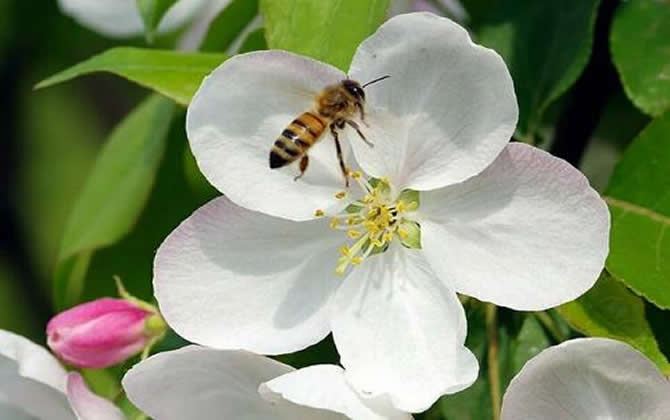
[476,0,600,141]
[200,0,259,52]
[604,114,670,309]
[136,0,178,42]
[431,306,550,419]
[611,0,670,117]
[53,95,175,310]
[557,272,670,375]
[35,48,227,106]
[261,0,389,71]
[237,28,267,53]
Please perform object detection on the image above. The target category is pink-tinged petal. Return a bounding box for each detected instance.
[261,365,412,420]
[47,299,153,368]
[502,338,670,420]
[47,298,147,334]
[66,373,124,420]
[123,346,343,420]
[186,50,354,221]
[331,244,478,413]
[348,13,517,191]
[419,143,609,310]
[154,195,343,354]
[0,329,76,420]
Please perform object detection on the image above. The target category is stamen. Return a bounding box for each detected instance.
[314,209,325,217]
[347,230,362,239]
[335,191,347,200]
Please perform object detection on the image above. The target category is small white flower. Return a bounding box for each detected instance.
[502,338,670,420]
[156,13,610,412]
[122,346,411,420]
[56,0,225,43]
[0,329,124,420]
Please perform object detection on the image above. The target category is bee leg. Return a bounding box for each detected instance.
[345,119,373,147]
[331,125,350,188]
[294,155,309,182]
[356,102,367,125]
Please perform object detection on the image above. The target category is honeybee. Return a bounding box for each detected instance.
[269,75,390,187]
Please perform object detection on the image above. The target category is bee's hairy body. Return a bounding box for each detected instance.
[269,79,369,187]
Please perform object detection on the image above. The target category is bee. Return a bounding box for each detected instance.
[269,75,390,187]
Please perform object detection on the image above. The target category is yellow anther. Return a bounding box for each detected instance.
[351,257,363,265]
[407,201,419,211]
[363,194,375,204]
[350,171,363,179]
[363,221,379,233]
[382,232,393,243]
[329,218,340,229]
[346,216,357,225]
[397,228,409,239]
[335,191,347,199]
[380,176,391,185]
[340,246,350,256]
[314,209,325,217]
[347,230,362,239]
[371,238,383,247]
[396,201,407,213]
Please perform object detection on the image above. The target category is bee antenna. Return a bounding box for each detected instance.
[362,75,391,88]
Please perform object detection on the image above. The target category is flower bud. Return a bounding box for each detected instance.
[47,297,166,368]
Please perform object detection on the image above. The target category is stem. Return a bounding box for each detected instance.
[486,304,501,420]
[533,311,565,343]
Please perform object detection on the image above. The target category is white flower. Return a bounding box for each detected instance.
[122,345,411,420]
[57,0,230,46]
[0,329,124,420]
[502,338,670,420]
[156,12,610,412]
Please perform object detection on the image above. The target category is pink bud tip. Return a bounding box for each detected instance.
[47,298,154,368]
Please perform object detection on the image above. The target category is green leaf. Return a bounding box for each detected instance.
[557,272,670,375]
[35,48,227,106]
[261,0,389,71]
[604,114,670,309]
[200,0,259,52]
[136,0,178,42]
[237,27,267,54]
[611,0,670,116]
[477,0,600,140]
[431,306,550,419]
[53,95,175,310]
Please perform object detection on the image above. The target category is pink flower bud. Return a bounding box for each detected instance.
[47,298,165,368]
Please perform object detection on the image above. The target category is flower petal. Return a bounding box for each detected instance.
[501,338,670,420]
[419,143,609,310]
[57,0,206,38]
[154,195,342,354]
[261,364,412,420]
[331,244,478,412]
[66,373,124,420]
[122,346,342,420]
[187,50,356,221]
[348,12,517,190]
[0,329,75,420]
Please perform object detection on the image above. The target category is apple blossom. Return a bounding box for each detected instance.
[501,338,670,420]
[123,345,411,420]
[0,329,124,420]
[156,12,610,412]
[57,0,209,38]
[47,296,167,369]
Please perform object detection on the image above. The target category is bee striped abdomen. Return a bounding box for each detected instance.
[269,112,326,169]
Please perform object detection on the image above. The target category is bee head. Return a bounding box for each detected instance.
[342,79,365,101]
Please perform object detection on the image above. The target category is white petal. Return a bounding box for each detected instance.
[154,195,342,354]
[57,0,207,38]
[0,330,75,420]
[177,0,233,51]
[331,244,478,412]
[66,373,124,420]
[123,346,342,420]
[348,12,517,190]
[261,365,412,420]
[501,338,670,420]
[187,50,357,221]
[419,143,609,310]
